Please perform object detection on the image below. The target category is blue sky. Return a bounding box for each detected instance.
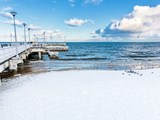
[0,0,160,42]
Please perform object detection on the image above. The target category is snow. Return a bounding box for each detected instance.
[0,69,160,120]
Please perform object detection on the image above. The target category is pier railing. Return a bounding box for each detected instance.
[46,45,68,51]
[0,44,31,64]
[31,43,68,51]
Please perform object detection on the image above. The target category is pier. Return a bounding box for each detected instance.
[0,43,68,74]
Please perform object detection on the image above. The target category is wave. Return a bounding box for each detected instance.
[58,57,106,61]
[122,55,157,58]
[65,54,89,57]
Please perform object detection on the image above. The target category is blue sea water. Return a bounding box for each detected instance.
[26,42,160,72]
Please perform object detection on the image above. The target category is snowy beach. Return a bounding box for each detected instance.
[0,0,160,119]
[0,69,160,120]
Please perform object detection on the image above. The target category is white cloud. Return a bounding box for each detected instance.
[83,0,103,5]
[1,0,12,2]
[0,7,13,19]
[33,29,66,41]
[28,24,42,30]
[95,5,160,40]
[0,9,41,30]
[0,11,13,19]
[110,5,160,33]
[69,0,103,7]
[68,0,76,7]
[46,30,64,38]
[3,19,23,26]
[2,7,13,11]
[64,18,94,27]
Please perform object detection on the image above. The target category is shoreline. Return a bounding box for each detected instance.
[1,67,160,82]
[1,65,160,80]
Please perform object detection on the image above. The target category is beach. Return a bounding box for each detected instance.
[0,0,160,119]
[0,69,160,120]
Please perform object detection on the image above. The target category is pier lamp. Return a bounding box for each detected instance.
[28,28,31,43]
[43,31,45,44]
[50,36,52,41]
[10,34,12,42]
[34,34,38,42]
[10,11,18,58]
[23,23,27,49]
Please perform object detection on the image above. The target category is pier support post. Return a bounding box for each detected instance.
[38,52,42,59]
[22,53,26,60]
[9,57,18,71]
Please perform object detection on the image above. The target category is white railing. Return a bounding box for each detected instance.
[46,46,68,51]
[0,44,31,64]
[32,43,44,48]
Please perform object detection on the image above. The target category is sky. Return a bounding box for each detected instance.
[0,0,160,42]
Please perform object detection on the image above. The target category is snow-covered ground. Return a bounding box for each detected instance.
[0,69,160,120]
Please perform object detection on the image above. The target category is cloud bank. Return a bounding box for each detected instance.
[95,5,160,40]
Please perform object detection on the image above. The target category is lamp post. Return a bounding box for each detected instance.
[10,34,12,42]
[28,28,31,43]
[43,31,45,44]
[23,23,27,49]
[63,36,66,43]
[50,36,52,41]
[34,34,38,42]
[10,11,18,58]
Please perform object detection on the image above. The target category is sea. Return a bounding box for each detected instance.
[1,42,160,77]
